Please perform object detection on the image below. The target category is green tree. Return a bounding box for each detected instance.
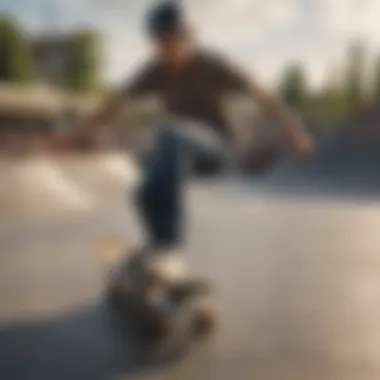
[319,65,346,120]
[371,54,380,103]
[0,15,34,83]
[344,41,366,113]
[65,30,101,94]
[278,63,308,109]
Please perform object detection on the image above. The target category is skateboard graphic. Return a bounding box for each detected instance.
[94,236,216,343]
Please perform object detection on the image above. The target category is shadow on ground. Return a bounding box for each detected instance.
[0,301,192,380]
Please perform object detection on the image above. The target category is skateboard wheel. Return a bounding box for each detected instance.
[106,282,125,305]
[155,318,173,338]
[106,276,135,305]
[143,314,174,341]
[193,304,216,337]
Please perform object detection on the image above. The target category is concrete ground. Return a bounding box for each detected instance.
[1,151,380,380]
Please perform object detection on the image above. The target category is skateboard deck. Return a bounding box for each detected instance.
[93,236,216,342]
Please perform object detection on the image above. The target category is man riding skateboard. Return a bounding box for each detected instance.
[74,1,314,284]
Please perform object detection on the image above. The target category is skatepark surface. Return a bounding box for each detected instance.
[2,136,380,380]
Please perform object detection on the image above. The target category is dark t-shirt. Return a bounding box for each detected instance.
[125,50,250,140]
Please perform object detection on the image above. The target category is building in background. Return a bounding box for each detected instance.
[0,83,100,154]
[31,30,101,94]
[32,35,70,86]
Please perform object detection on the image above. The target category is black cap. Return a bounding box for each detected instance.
[146,1,184,37]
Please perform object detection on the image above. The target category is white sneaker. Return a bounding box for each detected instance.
[148,249,188,284]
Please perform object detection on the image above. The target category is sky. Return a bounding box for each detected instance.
[1,0,380,89]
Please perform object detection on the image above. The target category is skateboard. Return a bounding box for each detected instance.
[93,236,216,342]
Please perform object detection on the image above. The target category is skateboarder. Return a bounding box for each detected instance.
[75,1,314,282]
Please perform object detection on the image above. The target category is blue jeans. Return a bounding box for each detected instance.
[135,124,228,249]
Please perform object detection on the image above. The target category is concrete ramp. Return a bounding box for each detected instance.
[4,137,380,379]
[255,132,380,199]
[57,153,140,203]
[0,158,92,222]
[0,153,140,224]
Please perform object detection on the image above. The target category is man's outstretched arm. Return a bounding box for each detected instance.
[209,53,314,157]
[76,91,127,137]
[247,79,314,158]
[75,61,159,138]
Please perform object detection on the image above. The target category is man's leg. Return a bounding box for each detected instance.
[136,123,228,248]
[136,127,185,249]
[135,123,228,281]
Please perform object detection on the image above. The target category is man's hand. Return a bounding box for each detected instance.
[60,92,122,150]
[57,121,97,151]
[64,91,125,147]
[288,128,315,159]
[240,145,280,175]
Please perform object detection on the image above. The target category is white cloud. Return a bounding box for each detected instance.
[73,0,300,83]
[12,0,380,88]
[102,0,300,81]
[319,0,380,44]
[185,0,298,46]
